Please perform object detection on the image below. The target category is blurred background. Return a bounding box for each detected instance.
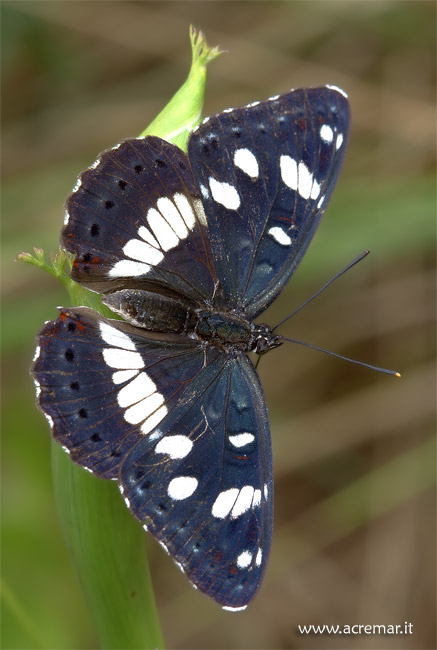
[2,1,435,649]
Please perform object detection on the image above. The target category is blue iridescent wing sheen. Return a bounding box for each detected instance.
[32,307,208,479]
[120,352,272,610]
[188,86,350,317]
[62,137,218,305]
[33,307,273,609]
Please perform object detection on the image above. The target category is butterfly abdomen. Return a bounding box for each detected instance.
[103,289,197,334]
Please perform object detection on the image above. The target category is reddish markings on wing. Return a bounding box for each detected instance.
[278,215,295,224]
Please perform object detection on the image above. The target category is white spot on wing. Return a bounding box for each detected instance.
[117,372,156,408]
[280,155,321,201]
[155,435,193,459]
[252,489,262,508]
[112,369,138,385]
[280,155,298,190]
[311,179,321,200]
[124,392,164,425]
[236,550,252,569]
[268,226,292,246]
[234,148,259,178]
[137,226,159,247]
[320,124,334,143]
[157,196,188,239]
[44,413,54,428]
[34,379,41,398]
[173,193,196,230]
[99,322,137,351]
[140,405,168,434]
[326,84,348,98]
[200,184,209,200]
[64,210,70,225]
[209,178,240,210]
[223,605,247,612]
[33,345,41,362]
[336,133,344,150]
[147,207,179,251]
[108,260,151,278]
[167,476,198,500]
[317,195,326,209]
[193,197,207,226]
[228,432,255,448]
[159,540,170,555]
[212,488,239,518]
[297,161,313,200]
[174,559,186,574]
[123,239,163,266]
[102,348,144,370]
[255,548,262,566]
[231,485,254,519]
[264,483,269,500]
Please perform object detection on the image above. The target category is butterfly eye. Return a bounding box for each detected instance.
[255,338,270,355]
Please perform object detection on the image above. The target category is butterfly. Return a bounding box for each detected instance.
[32,85,350,611]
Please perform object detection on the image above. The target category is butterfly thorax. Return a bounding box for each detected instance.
[195,309,251,348]
[195,311,282,355]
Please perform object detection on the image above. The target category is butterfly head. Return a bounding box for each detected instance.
[252,324,283,356]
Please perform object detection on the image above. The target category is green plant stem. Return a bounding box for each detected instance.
[139,25,222,150]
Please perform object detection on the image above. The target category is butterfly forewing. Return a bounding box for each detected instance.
[188,87,350,316]
[63,137,218,304]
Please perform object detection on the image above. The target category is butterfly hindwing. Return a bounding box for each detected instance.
[188,86,350,316]
[33,307,273,608]
[33,308,208,478]
[120,353,273,609]
[62,137,218,304]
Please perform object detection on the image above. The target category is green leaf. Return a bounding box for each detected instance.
[51,446,164,650]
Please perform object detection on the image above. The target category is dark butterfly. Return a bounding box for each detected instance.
[32,86,350,611]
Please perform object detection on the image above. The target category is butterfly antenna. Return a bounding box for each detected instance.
[277,336,400,377]
[272,250,370,332]
[269,250,400,377]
